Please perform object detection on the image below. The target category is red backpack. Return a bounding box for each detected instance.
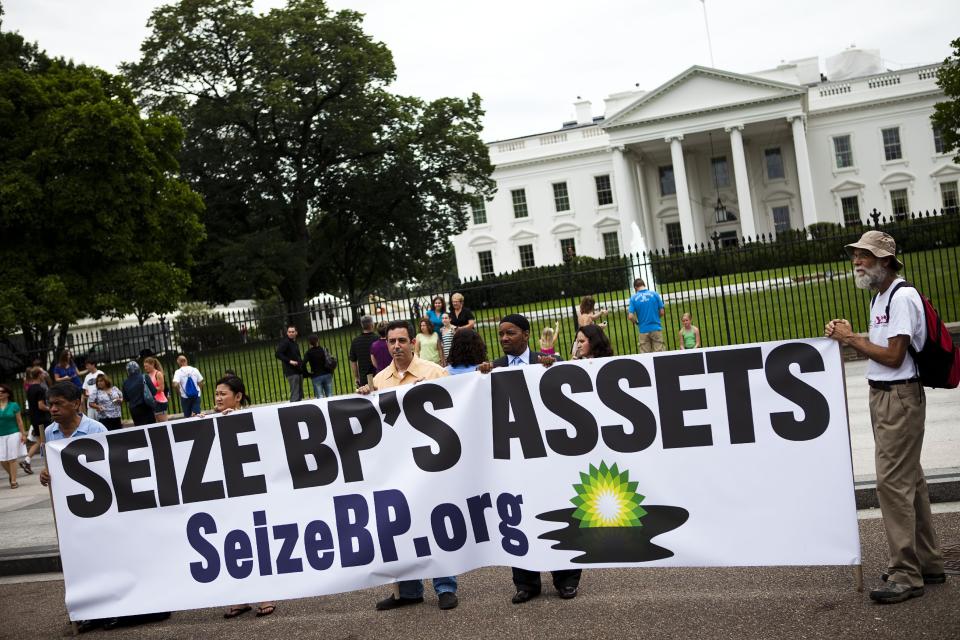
[879,282,960,389]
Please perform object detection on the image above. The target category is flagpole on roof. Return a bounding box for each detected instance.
[700,0,716,67]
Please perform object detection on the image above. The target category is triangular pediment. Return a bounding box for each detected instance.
[508,229,539,241]
[603,67,805,128]
[593,215,621,229]
[931,164,960,179]
[831,179,866,192]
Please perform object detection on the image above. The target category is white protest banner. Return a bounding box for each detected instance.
[47,338,859,620]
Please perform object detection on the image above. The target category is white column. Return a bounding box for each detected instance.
[612,146,640,256]
[726,124,756,241]
[634,161,654,248]
[667,135,696,250]
[789,115,817,229]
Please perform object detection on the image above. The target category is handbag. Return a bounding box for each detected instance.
[142,374,157,410]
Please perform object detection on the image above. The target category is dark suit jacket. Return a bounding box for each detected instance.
[492,350,564,368]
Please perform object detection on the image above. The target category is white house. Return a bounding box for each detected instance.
[452,48,959,279]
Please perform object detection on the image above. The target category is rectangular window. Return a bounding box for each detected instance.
[552,182,570,212]
[594,175,614,206]
[772,205,791,233]
[665,222,683,254]
[471,200,487,225]
[659,165,676,196]
[833,135,854,169]
[478,250,494,277]
[934,127,946,154]
[560,238,576,261]
[518,244,535,269]
[711,156,730,188]
[511,188,528,218]
[882,127,902,161]
[840,196,861,226]
[941,181,959,214]
[602,231,619,257]
[765,148,785,180]
[890,188,909,219]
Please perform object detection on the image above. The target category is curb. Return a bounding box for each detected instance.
[3,474,958,579]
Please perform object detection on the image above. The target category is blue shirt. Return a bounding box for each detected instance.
[45,414,108,442]
[628,289,664,333]
[445,364,478,375]
[426,309,444,334]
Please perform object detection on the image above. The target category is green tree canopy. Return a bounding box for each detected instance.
[0,12,204,364]
[933,36,960,164]
[124,0,494,316]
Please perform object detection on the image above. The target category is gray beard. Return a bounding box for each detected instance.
[854,263,888,290]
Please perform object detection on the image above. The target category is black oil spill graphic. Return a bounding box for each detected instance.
[536,506,689,563]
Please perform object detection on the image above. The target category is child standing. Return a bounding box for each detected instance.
[540,321,560,355]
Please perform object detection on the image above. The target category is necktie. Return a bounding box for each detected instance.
[511,356,523,367]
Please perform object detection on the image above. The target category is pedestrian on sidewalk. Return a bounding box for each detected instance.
[825,230,946,604]
[276,324,304,402]
[0,383,27,489]
[122,361,157,427]
[172,355,204,417]
[22,367,51,475]
[88,374,123,431]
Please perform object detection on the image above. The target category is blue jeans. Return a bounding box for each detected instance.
[398,576,457,598]
[181,396,202,417]
[311,374,333,398]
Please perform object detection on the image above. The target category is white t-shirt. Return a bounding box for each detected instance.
[82,370,104,397]
[172,366,204,398]
[866,278,926,381]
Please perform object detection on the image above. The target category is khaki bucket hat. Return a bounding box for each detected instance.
[844,230,903,270]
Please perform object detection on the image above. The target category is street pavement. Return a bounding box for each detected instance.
[0,357,957,638]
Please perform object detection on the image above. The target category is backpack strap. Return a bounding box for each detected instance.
[882,280,911,322]
[884,280,921,378]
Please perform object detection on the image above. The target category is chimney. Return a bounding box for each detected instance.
[574,98,592,125]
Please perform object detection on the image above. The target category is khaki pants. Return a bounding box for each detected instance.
[637,330,665,353]
[869,383,943,588]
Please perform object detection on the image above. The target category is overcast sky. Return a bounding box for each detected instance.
[4,0,958,141]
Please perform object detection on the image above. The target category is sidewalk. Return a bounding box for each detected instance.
[1,358,958,576]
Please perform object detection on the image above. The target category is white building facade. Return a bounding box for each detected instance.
[452,51,959,279]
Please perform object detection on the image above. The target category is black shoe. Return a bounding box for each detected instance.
[375,595,424,611]
[869,581,924,604]
[881,571,946,585]
[19,460,33,475]
[438,592,458,610]
[511,589,540,604]
[75,619,103,634]
[101,617,122,630]
[558,585,578,599]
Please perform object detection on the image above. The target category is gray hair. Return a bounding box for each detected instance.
[360,315,374,330]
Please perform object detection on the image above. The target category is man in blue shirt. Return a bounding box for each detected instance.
[627,278,665,353]
[39,382,107,487]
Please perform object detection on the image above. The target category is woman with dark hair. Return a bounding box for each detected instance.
[304,334,334,399]
[0,383,27,489]
[88,374,123,431]
[577,296,608,329]
[426,296,446,334]
[216,376,275,619]
[52,350,82,389]
[445,329,487,375]
[573,324,614,360]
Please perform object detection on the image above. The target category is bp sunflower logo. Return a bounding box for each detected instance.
[536,460,689,563]
[570,462,647,528]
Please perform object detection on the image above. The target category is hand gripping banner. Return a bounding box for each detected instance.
[47,338,860,620]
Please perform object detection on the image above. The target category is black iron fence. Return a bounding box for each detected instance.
[5,209,959,420]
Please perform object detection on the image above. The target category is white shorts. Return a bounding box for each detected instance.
[0,432,23,461]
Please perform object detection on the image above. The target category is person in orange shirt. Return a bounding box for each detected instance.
[357,320,457,611]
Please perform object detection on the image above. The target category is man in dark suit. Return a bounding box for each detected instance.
[479,313,581,604]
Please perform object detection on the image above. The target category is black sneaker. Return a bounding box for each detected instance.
[375,595,423,611]
[881,572,946,585]
[19,460,33,475]
[438,592,458,610]
[869,581,924,604]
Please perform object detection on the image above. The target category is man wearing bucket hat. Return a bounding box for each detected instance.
[825,230,945,604]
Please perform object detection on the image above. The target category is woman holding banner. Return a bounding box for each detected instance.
[572,324,614,360]
[215,376,277,619]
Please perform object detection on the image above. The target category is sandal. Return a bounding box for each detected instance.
[223,605,252,619]
[255,604,275,617]
[9,482,18,489]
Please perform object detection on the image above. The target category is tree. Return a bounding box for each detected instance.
[0,13,204,366]
[933,36,960,165]
[125,0,494,317]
